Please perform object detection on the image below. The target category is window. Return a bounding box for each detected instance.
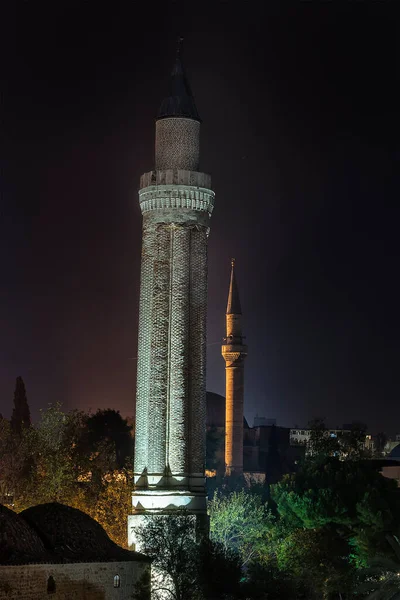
[114,575,121,588]
[47,576,56,594]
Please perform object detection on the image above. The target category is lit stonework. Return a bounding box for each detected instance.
[221,260,247,476]
[128,51,214,548]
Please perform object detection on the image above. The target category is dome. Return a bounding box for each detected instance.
[21,503,148,563]
[388,443,400,460]
[0,504,50,565]
[206,391,249,429]
[207,392,225,428]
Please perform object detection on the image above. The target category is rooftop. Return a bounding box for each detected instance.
[157,44,200,122]
[1,503,150,565]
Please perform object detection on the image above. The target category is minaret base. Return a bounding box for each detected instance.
[225,466,244,477]
[128,491,208,550]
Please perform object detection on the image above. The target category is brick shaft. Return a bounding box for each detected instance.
[132,114,214,514]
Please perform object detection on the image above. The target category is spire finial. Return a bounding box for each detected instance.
[176,36,184,58]
[157,37,201,122]
[226,259,242,315]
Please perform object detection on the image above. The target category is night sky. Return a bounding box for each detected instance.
[1,2,399,434]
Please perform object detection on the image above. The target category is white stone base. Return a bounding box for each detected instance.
[128,490,208,550]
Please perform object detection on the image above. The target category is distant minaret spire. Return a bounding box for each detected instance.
[222,260,247,476]
[226,258,242,316]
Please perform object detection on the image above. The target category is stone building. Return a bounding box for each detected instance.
[205,395,302,481]
[129,46,215,547]
[380,444,400,487]
[0,503,150,600]
[221,260,247,476]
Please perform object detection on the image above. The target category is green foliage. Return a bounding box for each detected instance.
[209,489,273,567]
[275,527,355,599]
[271,455,400,584]
[0,403,134,547]
[134,512,242,600]
[205,425,224,471]
[243,560,300,600]
[197,538,242,599]
[207,458,400,597]
[0,416,35,505]
[308,417,341,458]
[341,422,372,461]
[132,569,151,600]
[19,403,88,507]
[84,409,133,469]
[86,466,133,548]
[307,417,371,461]
[356,536,400,599]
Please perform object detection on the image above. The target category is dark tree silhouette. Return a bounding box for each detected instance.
[265,424,283,486]
[85,409,133,469]
[10,376,31,434]
[375,431,388,456]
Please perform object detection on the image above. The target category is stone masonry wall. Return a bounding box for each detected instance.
[155,118,200,171]
[0,561,149,600]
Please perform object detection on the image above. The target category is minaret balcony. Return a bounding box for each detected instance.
[221,342,248,355]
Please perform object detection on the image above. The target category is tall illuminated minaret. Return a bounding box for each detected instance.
[221,260,247,476]
[128,45,215,547]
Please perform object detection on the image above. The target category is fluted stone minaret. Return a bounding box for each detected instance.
[221,260,247,476]
[128,47,215,548]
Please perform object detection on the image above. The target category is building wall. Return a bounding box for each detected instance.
[381,465,400,487]
[0,561,149,600]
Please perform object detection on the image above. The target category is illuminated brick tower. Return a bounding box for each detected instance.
[128,46,215,548]
[221,260,247,476]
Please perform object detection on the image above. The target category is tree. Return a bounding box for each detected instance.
[84,409,133,470]
[133,512,203,600]
[265,424,283,486]
[0,415,35,506]
[15,403,88,509]
[340,422,370,461]
[133,512,242,600]
[374,432,387,457]
[209,489,273,567]
[271,457,400,565]
[197,538,242,600]
[5,403,133,546]
[275,527,355,599]
[205,425,224,472]
[10,376,31,434]
[307,418,371,461]
[308,418,341,458]
[357,535,400,599]
[88,466,132,548]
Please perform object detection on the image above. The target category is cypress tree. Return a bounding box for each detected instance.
[11,376,31,434]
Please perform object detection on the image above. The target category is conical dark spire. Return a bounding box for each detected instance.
[226,259,242,315]
[157,39,201,122]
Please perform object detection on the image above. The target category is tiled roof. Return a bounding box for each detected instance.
[0,503,150,565]
[0,505,50,565]
[21,503,150,563]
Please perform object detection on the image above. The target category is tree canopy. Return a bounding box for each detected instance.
[10,376,31,434]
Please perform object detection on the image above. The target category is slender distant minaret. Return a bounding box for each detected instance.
[128,42,215,548]
[221,260,247,476]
